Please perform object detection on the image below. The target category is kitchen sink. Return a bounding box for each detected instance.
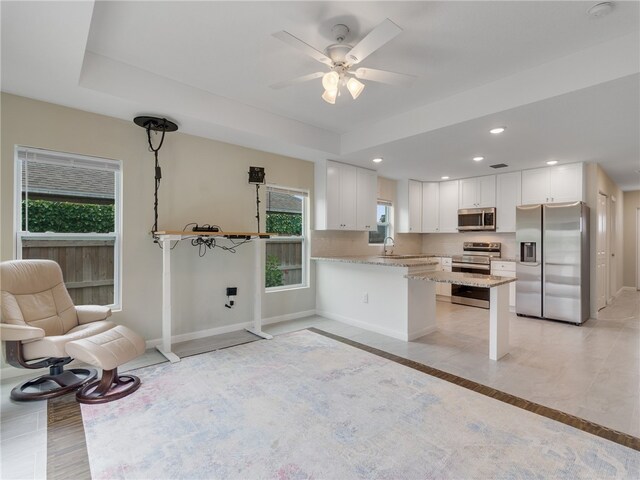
[376,254,428,259]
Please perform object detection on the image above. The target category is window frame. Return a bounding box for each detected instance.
[14,145,123,310]
[264,184,309,293]
[368,200,393,245]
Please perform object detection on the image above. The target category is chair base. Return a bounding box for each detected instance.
[10,368,97,402]
[76,367,140,404]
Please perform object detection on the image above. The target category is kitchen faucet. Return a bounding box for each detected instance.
[383,236,395,256]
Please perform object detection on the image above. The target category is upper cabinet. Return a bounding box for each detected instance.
[356,168,378,231]
[521,163,583,205]
[421,182,439,233]
[496,171,521,233]
[397,180,423,233]
[438,180,460,233]
[459,175,496,209]
[315,160,376,231]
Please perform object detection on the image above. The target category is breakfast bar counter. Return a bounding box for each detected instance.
[405,271,517,360]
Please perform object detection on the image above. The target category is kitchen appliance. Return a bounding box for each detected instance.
[516,202,590,324]
[457,207,497,231]
[451,242,501,308]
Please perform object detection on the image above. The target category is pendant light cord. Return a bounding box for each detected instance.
[146,119,167,242]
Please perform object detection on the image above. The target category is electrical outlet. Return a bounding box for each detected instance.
[362,292,368,304]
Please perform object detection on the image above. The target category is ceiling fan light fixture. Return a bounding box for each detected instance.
[346,77,365,99]
[322,71,340,91]
[322,88,338,104]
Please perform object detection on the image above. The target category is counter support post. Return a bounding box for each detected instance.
[157,235,181,363]
[489,283,510,361]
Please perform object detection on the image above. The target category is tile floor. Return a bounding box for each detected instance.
[1,290,638,479]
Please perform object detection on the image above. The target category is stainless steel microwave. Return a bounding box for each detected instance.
[457,208,496,231]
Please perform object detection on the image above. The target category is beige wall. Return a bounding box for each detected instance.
[1,93,315,343]
[623,190,640,288]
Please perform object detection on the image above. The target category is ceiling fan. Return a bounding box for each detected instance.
[271,18,416,104]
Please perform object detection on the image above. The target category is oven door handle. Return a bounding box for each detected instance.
[451,263,491,271]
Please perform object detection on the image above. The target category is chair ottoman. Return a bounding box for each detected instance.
[65,325,146,404]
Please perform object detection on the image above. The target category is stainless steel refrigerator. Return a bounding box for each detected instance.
[516,202,590,324]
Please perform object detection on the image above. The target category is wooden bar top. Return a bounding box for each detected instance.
[155,230,274,237]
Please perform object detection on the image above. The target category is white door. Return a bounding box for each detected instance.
[325,161,342,229]
[356,168,377,231]
[477,175,496,208]
[496,172,521,233]
[408,180,422,232]
[421,182,439,232]
[596,192,607,310]
[439,180,459,233]
[339,163,357,229]
[608,196,616,302]
[521,168,549,204]
[549,163,583,203]
[637,208,640,290]
[459,178,478,208]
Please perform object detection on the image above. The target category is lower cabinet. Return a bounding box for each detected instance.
[436,257,452,297]
[491,261,515,308]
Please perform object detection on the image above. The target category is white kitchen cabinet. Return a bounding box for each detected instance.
[459,175,496,209]
[521,162,583,205]
[356,168,377,231]
[496,171,521,233]
[421,182,439,233]
[315,160,375,230]
[397,179,423,233]
[438,180,459,233]
[491,261,516,309]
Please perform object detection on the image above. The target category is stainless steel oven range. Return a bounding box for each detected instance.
[451,242,501,309]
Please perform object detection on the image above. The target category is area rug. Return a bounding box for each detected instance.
[81,330,639,479]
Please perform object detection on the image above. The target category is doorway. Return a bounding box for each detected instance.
[637,208,640,290]
[596,192,607,310]
[608,196,616,303]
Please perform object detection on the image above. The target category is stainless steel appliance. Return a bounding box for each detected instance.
[516,202,590,324]
[457,207,497,231]
[451,242,501,308]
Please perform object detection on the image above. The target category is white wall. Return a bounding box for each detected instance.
[0,93,316,344]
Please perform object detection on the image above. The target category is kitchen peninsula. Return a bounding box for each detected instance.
[314,256,516,360]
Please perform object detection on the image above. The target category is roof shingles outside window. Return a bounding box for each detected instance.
[22,161,114,202]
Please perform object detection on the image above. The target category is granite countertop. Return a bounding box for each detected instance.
[492,257,516,263]
[405,271,517,287]
[311,255,440,267]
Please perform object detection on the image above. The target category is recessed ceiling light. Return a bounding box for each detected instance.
[546,160,558,165]
[441,176,450,180]
[489,127,506,134]
[473,156,484,162]
[372,157,383,163]
[587,2,614,18]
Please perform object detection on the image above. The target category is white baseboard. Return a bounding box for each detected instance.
[145,309,318,349]
[407,325,437,341]
[316,309,411,341]
[261,309,317,326]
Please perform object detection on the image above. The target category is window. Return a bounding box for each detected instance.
[265,186,308,290]
[15,146,122,308]
[368,201,392,244]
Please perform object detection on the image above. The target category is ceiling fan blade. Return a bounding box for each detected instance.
[346,18,402,65]
[273,31,333,66]
[270,72,325,90]
[354,67,416,87]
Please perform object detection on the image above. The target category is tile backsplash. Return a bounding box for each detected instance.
[421,232,517,259]
[310,230,423,257]
[310,230,516,259]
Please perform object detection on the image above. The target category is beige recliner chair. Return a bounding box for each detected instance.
[1,259,116,401]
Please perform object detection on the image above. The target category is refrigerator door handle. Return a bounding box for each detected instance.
[579,217,583,233]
